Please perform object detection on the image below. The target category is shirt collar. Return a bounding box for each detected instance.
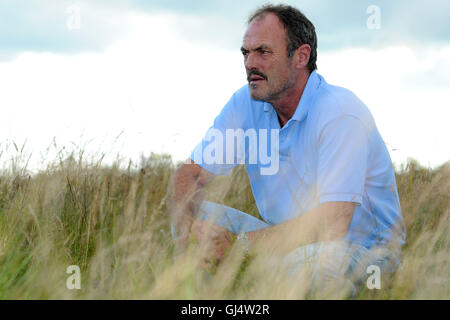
[291,70,321,122]
[263,70,322,123]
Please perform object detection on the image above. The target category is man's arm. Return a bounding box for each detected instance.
[169,159,215,240]
[170,159,237,265]
[244,114,368,256]
[246,202,355,256]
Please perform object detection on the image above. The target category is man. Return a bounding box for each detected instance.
[170,4,405,296]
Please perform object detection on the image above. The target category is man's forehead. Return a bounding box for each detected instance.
[243,13,286,48]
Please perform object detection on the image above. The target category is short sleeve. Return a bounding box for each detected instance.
[190,91,246,176]
[317,115,369,205]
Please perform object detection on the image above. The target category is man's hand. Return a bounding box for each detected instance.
[191,219,235,267]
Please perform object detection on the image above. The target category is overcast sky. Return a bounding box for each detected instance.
[0,0,449,171]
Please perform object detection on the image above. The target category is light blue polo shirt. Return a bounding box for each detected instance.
[191,71,406,250]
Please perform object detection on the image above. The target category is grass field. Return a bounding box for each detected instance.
[0,148,448,299]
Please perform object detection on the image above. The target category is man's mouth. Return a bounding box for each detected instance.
[248,71,268,84]
[250,76,265,83]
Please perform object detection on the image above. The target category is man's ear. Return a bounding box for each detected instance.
[294,44,311,70]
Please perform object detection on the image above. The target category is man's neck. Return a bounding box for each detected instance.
[271,71,310,127]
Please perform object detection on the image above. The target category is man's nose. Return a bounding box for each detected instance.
[244,52,260,71]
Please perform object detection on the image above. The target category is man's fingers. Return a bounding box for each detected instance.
[189,219,235,265]
[192,219,229,237]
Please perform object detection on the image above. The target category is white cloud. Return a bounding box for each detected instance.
[0,11,448,172]
[319,45,450,167]
[0,12,245,170]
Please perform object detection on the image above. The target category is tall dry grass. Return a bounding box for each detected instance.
[0,147,448,299]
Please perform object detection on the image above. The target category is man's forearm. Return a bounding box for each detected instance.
[169,160,214,232]
[170,168,201,225]
[171,169,201,216]
[246,202,355,256]
[246,207,319,256]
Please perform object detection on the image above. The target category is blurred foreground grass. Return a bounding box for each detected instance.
[0,149,448,299]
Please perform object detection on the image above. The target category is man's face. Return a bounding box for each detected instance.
[242,13,297,103]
